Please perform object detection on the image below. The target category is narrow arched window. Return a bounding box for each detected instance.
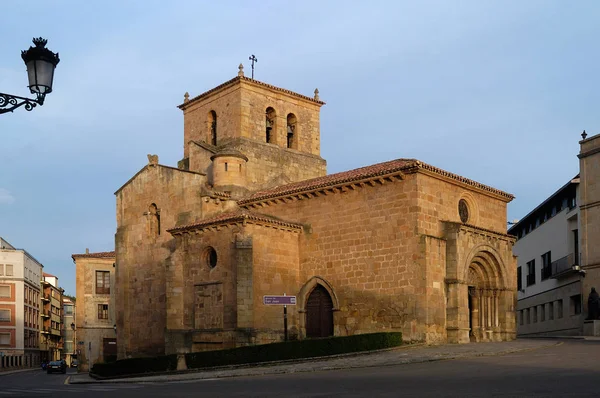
[148,203,160,237]
[287,113,297,149]
[208,110,217,146]
[265,107,276,143]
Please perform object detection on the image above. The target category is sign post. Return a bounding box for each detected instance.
[263,294,297,342]
[283,293,288,342]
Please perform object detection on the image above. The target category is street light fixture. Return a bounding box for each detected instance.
[0,37,60,115]
[113,324,117,333]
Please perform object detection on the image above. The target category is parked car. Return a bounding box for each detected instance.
[71,359,78,368]
[46,360,67,374]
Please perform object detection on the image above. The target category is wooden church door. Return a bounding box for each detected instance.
[306,285,334,338]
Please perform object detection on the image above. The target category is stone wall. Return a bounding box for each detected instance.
[181,78,323,158]
[115,164,206,358]
[215,137,326,191]
[414,172,510,236]
[182,84,241,157]
[243,174,425,341]
[74,255,115,371]
[579,133,600,311]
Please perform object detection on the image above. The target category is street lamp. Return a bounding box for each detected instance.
[0,37,60,115]
[113,324,117,333]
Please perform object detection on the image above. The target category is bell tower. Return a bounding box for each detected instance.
[178,64,327,191]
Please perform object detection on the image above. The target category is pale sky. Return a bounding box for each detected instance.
[1,1,598,295]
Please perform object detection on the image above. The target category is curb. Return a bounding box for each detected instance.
[68,341,560,385]
[0,368,39,377]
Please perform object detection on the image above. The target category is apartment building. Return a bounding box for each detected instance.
[0,237,42,369]
[72,249,116,372]
[40,273,64,361]
[62,296,77,367]
[508,178,584,336]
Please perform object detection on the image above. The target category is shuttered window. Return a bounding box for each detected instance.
[96,271,110,294]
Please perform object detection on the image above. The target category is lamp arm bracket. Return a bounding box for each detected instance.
[0,92,45,114]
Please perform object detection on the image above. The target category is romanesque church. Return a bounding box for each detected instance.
[114,65,517,358]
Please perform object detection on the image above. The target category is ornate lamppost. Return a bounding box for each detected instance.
[0,37,60,115]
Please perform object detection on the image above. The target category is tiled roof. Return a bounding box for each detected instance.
[178,76,325,110]
[168,209,303,234]
[43,272,56,277]
[71,251,115,260]
[238,158,513,205]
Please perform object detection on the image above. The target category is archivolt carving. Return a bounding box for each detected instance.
[463,244,507,289]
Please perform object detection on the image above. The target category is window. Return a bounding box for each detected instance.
[5,264,13,276]
[526,260,535,286]
[571,294,582,315]
[525,308,530,324]
[557,299,563,319]
[208,110,217,146]
[548,301,554,320]
[265,107,276,143]
[519,310,524,325]
[540,304,545,322]
[96,271,110,294]
[205,247,218,269]
[64,305,73,316]
[286,113,297,149]
[0,333,9,345]
[0,285,10,298]
[0,309,10,322]
[148,203,161,237]
[533,306,537,323]
[541,251,552,280]
[98,304,109,320]
[569,196,577,210]
[0,264,3,276]
[517,267,522,291]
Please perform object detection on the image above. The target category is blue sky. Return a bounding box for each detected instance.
[1,1,599,295]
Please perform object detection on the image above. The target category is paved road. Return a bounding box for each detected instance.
[2,340,600,397]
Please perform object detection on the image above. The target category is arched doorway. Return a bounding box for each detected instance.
[466,252,504,342]
[306,285,334,338]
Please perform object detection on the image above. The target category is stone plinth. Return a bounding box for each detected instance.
[583,320,600,336]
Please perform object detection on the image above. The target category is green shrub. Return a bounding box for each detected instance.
[185,332,402,369]
[91,332,402,378]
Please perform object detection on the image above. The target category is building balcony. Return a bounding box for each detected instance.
[41,294,50,302]
[40,327,50,334]
[551,253,584,279]
[41,310,50,318]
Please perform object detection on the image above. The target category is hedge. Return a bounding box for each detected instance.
[91,354,179,378]
[91,332,402,378]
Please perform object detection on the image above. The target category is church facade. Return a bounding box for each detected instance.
[114,66,517,358]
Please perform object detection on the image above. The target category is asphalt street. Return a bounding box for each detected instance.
[1,340,599,397]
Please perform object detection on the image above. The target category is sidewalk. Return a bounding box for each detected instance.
[0,368,39,376]
[68,339,560,384]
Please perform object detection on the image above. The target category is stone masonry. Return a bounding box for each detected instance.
[115,67,517,359]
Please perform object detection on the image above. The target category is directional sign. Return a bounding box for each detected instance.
[263,295,296,305]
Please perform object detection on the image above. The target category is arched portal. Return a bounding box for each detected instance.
[465,250,505,342]
[306,285,334,338]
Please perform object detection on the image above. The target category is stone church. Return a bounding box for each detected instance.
[114,65,517,358]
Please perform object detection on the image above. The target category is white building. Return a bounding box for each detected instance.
[0,237,43,369]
